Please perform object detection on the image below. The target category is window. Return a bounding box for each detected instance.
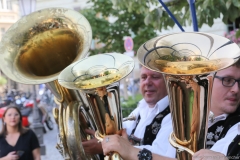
[227,17,240,31]
[0,0,4,9]
[0,0,12,10]
[1,28,5,33]
[6,0,11,10]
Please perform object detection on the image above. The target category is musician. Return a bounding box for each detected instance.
[101,59,240,160]
[82,66,176,158]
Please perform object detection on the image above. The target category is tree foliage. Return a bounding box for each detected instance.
[111,0,240,34]
[80,0,157,55]
[0,76,7,86]
[80,0,240,55]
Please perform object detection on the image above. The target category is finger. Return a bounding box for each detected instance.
[12,155,19,160]
[121,129,128,139]
[85,129,95,135]
[9,151,16,155]
[82,141,87,146]
[116,129,123,136]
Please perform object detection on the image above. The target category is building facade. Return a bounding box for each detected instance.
[0,0,19,40]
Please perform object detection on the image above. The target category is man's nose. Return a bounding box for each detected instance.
[231,81,240,92]
[145,77,152,85]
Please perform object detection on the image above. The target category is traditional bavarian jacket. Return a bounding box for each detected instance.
[123,96,176,158]
[149,110,240,158]
[210,111,240,157]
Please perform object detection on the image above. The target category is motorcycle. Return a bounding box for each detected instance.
[20,107,32,127]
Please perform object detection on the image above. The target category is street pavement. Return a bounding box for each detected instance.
[28,113,64,160]
[40,119,63,160]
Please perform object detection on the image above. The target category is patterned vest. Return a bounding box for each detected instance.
[206,111,240,149]
[227,134,240,160]
[129,106,170,145]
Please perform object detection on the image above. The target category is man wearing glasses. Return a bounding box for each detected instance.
[101,59,240,160]
[194,59,240,159]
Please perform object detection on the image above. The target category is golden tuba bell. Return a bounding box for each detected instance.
[58,53,135,160]
[137,32,240,160]
[0,7,98,160]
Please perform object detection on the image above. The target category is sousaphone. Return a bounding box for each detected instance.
[58,53,135,160]
[137,32,240,160]
[0,7,98,160]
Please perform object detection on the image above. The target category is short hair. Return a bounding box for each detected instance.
[0,105,28,137]
[232,58,240,68]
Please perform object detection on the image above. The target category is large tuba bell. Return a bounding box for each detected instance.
[58,53,134,160]
[137,32,240,160]
[0,7,98,160]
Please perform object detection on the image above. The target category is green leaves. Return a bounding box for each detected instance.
[81,0,240,55]
[236,30,240,38]
[111,0,240,33]
[226,0,232,9]
[81,0,156,56]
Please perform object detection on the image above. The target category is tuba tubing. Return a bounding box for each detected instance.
[137,32,240,160]
[58,53,135,160]
[0,7,99,160]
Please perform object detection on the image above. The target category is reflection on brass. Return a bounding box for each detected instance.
[137,32,240,160]
[0,7,91,84]
[154,59,231,75]
[172,131,192,147]
[18,28,82,77]
[0,7,99,160]
[74,71,122,89]
[169,132,194,155]
[52,107,59,125]
[58,103,70,159]
[95,131,122,160]
[58,53,134,160]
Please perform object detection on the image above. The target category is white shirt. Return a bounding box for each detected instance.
[123,96,176,158]
[208,113,228,128]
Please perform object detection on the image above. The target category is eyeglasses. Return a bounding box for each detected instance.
[214,75,240,87]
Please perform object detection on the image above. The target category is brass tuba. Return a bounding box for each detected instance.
[137,32,240,160]
[58,53,135,160]
[0,7,98,160]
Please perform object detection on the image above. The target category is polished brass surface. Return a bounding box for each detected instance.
[0,7,98,160]
[0,8,91,84]
[169,132,194,155]
[58,53,134,160]
[18,28,82,77]
[137,32,240,160]
[138,32,240,75]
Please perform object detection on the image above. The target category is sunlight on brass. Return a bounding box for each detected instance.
[0,8,91,84]
[95,131,123,160]
[169,132,194,155]
[138,32,240,76]
[0,7,99,160]
[95,130,104,143]
[58,53,134,160]
[58,53,134,90]
[74,71,122,89]
[137,32,240,160]
[155,58,231,75]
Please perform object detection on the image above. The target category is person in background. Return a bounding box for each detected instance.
[101,59,240,160]
[0,105,41,160]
